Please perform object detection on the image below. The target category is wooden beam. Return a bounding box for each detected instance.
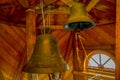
[61,0,74,7]
[13,9,36,80]
[37,20,115,30]
[17,0,29,8]
[96,19,115,26]
[37,25,64,30]
[86,0,100,12]
[79,45,115,50]
[116,0,120,80]
[73,71,115,80]
[35,5,70,14]
[26,9,36,60]
[72,32,84,80]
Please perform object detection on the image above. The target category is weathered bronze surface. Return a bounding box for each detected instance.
[23,34,69,73]
[64,2,95,31]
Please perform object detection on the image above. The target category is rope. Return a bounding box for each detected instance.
[40,0,46,34]
[78,34,87,57]
[48,5,51,28]
[75,33,81,63]
[75,32,88,63]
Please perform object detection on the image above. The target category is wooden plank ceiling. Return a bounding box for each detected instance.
[0,0,116,25]
[0,0,116,80]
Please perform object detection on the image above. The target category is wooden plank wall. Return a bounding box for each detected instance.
[0,22,26,80]
[0,21,115,80]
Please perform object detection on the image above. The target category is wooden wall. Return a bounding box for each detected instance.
[0,19,115,80]
[0,21,26,80]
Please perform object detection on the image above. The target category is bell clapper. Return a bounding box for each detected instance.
[51,73,61,80]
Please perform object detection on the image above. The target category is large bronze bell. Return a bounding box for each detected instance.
[23,31,69,73]
[64,2,95,31]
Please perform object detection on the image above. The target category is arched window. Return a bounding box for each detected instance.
[84,50,115,80]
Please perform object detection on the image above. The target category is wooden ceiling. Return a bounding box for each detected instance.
[0,0,116,25]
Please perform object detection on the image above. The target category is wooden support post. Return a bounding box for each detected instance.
[13,9,36,80]
[26,9,36,60]
[72,32,84,80]
[116,0,120,80]
[18,9,36,80]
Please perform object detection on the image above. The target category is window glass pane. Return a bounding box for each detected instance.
[92,54,100,64]
[88,58,98,67]
[101,54,110,64]
[104,59,115,69]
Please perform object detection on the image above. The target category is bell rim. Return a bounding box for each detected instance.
[23,64,69,73]
[64,21,95,31]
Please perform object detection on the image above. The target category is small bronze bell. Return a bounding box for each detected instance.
[23,28,69,73]
[64,2,95,31]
